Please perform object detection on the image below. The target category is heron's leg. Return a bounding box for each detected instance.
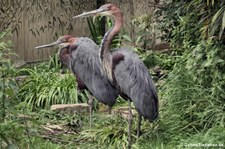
[128,100,133,149]
[137,114,142,138]
[107,106,112,114]
[87,93,93,128]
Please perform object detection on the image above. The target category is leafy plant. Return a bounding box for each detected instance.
[87,17,105,45]
[17,68,80,110]
[152,0,225,146]
[87,16,122,48]
[140,50,176,70]
[77,113,129,148]
[122,14,155,52]
[157,0,225,42]
[48,52,63,72]
[156,1,225,98]
[185,40,225,98]
[161,65,224,137]
[0,30,17,122]
[0,30,31,149]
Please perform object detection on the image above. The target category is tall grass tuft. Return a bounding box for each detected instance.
[17,68,80,110]
[76,113,129,148]
[158,65,224,145]
[87,16,121,48]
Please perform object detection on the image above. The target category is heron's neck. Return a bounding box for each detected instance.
[99,14,123,63]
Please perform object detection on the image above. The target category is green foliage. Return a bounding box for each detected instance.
[181,126,225,146]
[0,31,15,77]
[153,0,225,146]
[140,51,176,70]
[158,0,225,42]
[17,68,81,110]
[185,40,225,98]
[87,17,105,45]
[17,53,65,75]
[77,114,128,148]
[156,2,201,55]
[1,102,88,149]
[132,14,154,48]
[48,53,62,72]
[2,1,225,148]
[0,114,28,148]
[123,14,155,52]
[87,17,122,48]
[0,30,27,149]
[0,102,35,148]
[157,0,225,98]
[160,66,224,142]
[0,30,17,122]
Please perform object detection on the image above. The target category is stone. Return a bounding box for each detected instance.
[50,103,89,115]
[112,106,137,119]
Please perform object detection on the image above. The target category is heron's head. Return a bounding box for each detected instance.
[35,35,77,49]
[73,3,121,19]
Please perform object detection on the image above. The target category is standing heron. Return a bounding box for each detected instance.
[74,3,158,148]
[35,35,118,127]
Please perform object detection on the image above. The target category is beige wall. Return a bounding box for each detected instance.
[1,0,96,64]
[1,0,159,64]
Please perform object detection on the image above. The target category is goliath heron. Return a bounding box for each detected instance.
[35,35,118,127]
[74,3,158,148]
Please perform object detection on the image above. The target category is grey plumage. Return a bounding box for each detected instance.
[36,35,118,128]
[70,37,118,107]
[112,48,158,121]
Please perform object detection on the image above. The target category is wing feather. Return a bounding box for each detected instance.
[70,38,118,106]
[113,48,158,121]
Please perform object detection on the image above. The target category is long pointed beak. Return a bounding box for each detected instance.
[73,8,106,18]
[35,41,61,49]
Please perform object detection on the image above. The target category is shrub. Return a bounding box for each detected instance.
[17,68,81,110]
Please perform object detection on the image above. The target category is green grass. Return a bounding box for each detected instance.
[1,93,224,149]
[2,64,224,149]
[1,61,224,149]
[17,69,78,109]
